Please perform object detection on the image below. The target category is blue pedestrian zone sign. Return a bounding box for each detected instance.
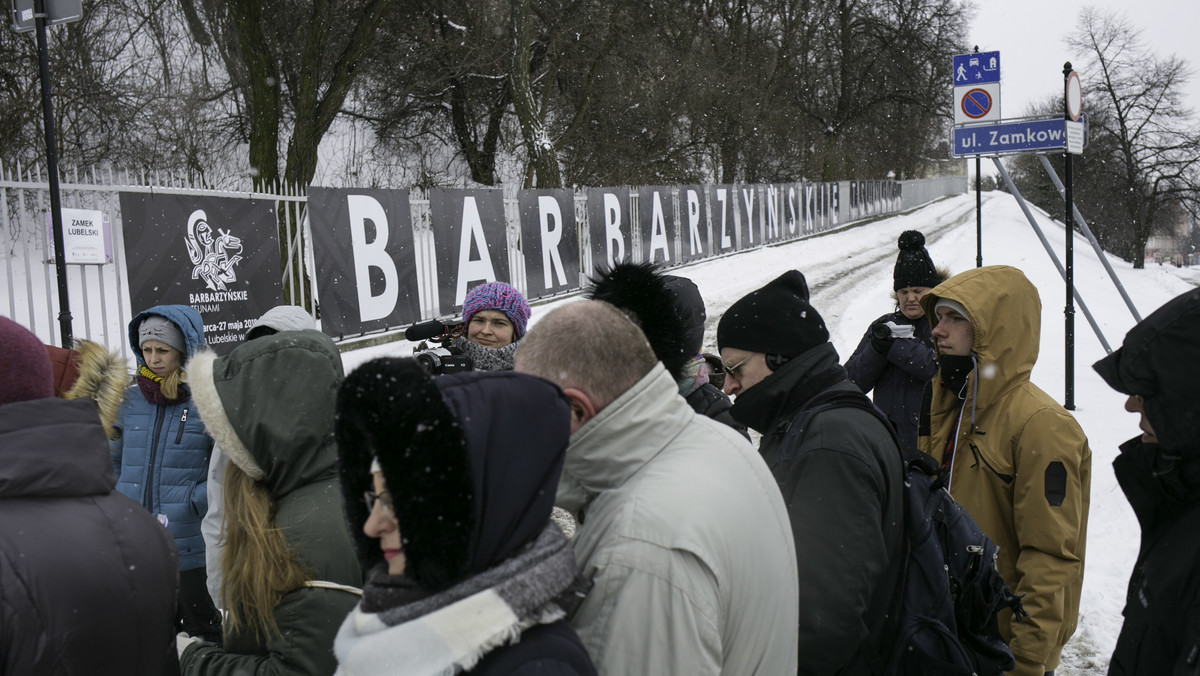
[951,116,1080,158]
[953,52,1000,85]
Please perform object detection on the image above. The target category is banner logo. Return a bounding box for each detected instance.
[185,209,243,291]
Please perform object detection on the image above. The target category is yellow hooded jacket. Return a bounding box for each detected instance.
[919,266,1091,676]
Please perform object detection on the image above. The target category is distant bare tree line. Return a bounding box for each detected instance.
[1,0,970,190]
[1004,9,1200,268]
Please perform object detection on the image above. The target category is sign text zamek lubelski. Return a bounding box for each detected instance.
[952,117,1067,158]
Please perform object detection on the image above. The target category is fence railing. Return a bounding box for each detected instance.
[1,160,965,353]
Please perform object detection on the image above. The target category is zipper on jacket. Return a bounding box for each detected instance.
[968,440,1014,484]
[142,404,166,510]
[175,408,188,444]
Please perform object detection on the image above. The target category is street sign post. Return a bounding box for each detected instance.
[951,116,1079,158]
[953,51,1001,85]
[9,0,80,32]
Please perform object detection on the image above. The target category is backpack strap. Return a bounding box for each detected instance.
[304,580,363,596]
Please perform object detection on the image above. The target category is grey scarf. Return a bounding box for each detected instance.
[450,336,519,372]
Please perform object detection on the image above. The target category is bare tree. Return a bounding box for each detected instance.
[1068,8,1200,267]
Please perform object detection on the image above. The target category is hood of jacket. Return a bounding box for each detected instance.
[248,305,317,338]
[0,397,115,499]
[187,330,343,501]
[127,304,207,368]
[1094,287,1200,456]
[335,358,571,592]
[920,265,1040,415]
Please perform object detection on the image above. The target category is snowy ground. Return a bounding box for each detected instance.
[345,190,1200,674]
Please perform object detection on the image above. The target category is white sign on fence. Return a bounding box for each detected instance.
[46,208,110,264]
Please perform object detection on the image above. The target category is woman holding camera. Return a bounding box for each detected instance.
[448,281,531,371]
[845,230,947,451]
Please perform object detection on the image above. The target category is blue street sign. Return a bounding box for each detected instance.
[951,116,1070,158]
[953,51,1000,85]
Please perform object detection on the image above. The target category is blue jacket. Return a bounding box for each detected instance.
[844,311,937,451]
[112,305,213,571]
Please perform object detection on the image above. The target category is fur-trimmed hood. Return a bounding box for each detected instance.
[587,262,706,381]
[335,359,571,593]
[187,330,344,501]
[62,340,129,440]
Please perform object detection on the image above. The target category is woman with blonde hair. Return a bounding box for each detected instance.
[180,330,362,674]
[112,304,221,643]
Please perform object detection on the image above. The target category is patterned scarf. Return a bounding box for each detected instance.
[449,336,519,372]
[136,364,189,406]
[335,523,575,675]
[676,354,710,398]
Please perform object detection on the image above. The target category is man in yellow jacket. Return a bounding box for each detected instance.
[920,266,1091,676]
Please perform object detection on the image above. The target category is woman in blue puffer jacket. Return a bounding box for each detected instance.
[112,304,222,643]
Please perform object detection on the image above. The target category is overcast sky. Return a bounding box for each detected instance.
[966,0,1200,120]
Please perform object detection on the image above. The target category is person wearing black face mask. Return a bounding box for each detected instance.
[921,266,1091,676]
[1093,287,1200,676]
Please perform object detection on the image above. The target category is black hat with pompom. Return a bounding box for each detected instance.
[893,230,940,291]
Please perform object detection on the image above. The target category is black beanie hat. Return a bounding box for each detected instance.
[893,230,940,291]
[587,262,706,380]
[717,270,829,358]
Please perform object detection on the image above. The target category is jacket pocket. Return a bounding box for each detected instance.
[968,440,1013,484]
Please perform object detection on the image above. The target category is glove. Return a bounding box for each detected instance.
[870,322,895,354]
[176,632,199,660]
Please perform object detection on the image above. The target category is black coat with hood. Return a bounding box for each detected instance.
[335,361,596,676]
[729,341,904,676]
[1094,287,1200,676]
[844,310,937,451]
[1,396,180,675]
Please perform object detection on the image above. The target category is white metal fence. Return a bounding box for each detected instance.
[1,161,965,352]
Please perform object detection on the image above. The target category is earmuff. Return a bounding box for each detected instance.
[765,353,789,371]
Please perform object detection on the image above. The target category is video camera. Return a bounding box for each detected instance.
[405,319,474,375]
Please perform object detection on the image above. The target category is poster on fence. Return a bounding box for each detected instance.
[118,192,282,353]
[586,187,631,276]
[306,187,421,338]
[638,186,676,265]
[679,185,708,263]
[518,189,579,299]
[430,188,511,316]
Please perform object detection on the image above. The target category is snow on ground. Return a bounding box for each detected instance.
[344,191,1199,673]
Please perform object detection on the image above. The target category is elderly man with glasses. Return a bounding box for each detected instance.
[717,270,906,675]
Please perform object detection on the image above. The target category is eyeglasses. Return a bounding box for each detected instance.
[363,489,394,518]
[722,353,757,380]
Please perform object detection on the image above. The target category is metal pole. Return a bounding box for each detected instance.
[992,157,1112,356]
[1035,154,1142,322]
[33,0,73,346]
[1063,62,1076,410]
[976,156,983,267]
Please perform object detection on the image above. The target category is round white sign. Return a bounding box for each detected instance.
[1067,71,1083,121]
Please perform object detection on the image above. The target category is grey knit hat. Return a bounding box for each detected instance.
[138,315,186,354]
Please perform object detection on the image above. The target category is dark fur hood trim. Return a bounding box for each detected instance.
[587,262,705,381]
[336,357,474,591]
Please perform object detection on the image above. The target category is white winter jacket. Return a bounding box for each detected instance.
[559,365,799,675]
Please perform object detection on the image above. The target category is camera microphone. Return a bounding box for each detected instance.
[404,319,458,342]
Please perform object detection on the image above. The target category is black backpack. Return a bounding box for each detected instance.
[785,388,1026,676]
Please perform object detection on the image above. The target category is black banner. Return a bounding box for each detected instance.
[519,189,580,298]
[430,188,510,315]
[586,187,631,276]
[307,187,420,338]
[738,185,761,250]
[118,192,281,353]
[679,185,708,262]
[638,186,676,265]
[710,185,737,255]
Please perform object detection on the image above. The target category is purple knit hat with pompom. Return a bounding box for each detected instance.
[462,281,531,338]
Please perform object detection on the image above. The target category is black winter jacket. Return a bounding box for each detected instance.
[0,397,180,676]
[844,311,937,451]
[729,343,905,676]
